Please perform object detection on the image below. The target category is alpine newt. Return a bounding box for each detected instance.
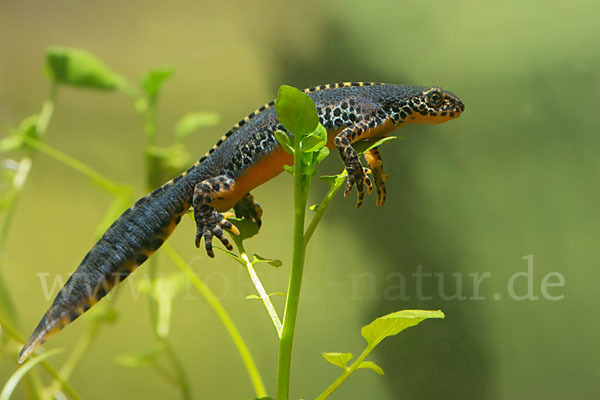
[18,82,464,362]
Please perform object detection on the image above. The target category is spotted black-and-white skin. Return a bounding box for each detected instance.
[18,82,464,363]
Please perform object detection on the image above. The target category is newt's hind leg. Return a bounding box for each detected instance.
[233,192,263,227]
[193,175,240,258]
[363,147,387,206]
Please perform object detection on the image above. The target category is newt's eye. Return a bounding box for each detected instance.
[426,90,443,107]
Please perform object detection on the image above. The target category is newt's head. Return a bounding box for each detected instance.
[406,87,465,124]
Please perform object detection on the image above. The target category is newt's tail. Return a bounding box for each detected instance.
[18,182,190,363]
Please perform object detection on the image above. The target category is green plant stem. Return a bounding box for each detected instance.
[314,345,374,400]
[304,173,346,246]
[233,240,283,338]
[0,315,82,400]
[241,253,283,338]
[277,139,311,400]
[163,243,267,399]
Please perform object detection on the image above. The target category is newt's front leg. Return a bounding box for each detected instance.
[334,121,376,208]
[193,175,240,257]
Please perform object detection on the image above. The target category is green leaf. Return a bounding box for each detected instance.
[313,122,328,141]
[300,124,327,153]
[229,217,260,242]
[309,204,319,211]
[322,352,353,369]
[316,146,330,164]
[275,85,318,137]
[352,136,398,156]
[300,136,324,153]
[114,343,165,368]
[357,361,384,375]
[320,171,347,186]
[1,349,64,400]
[245,292,285,300]
[274,130,294,154]
[283,165,294,175]
[361,310,445,348]
[141,66,174,100]
[45,46,127,91]
[252,254,283,267]
[174,112,220,140]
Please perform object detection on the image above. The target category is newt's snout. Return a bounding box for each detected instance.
[406,87,465,124]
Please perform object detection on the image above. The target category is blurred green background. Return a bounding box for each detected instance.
[1,0,599,399]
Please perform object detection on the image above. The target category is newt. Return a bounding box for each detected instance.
[18,82,464,362]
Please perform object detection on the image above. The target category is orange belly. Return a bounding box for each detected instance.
[211,146,294,212]
[211,120,396,212]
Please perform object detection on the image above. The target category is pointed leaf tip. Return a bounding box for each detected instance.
[252,254,283,267]
[361,309,444,347]
[352,136,398,156]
